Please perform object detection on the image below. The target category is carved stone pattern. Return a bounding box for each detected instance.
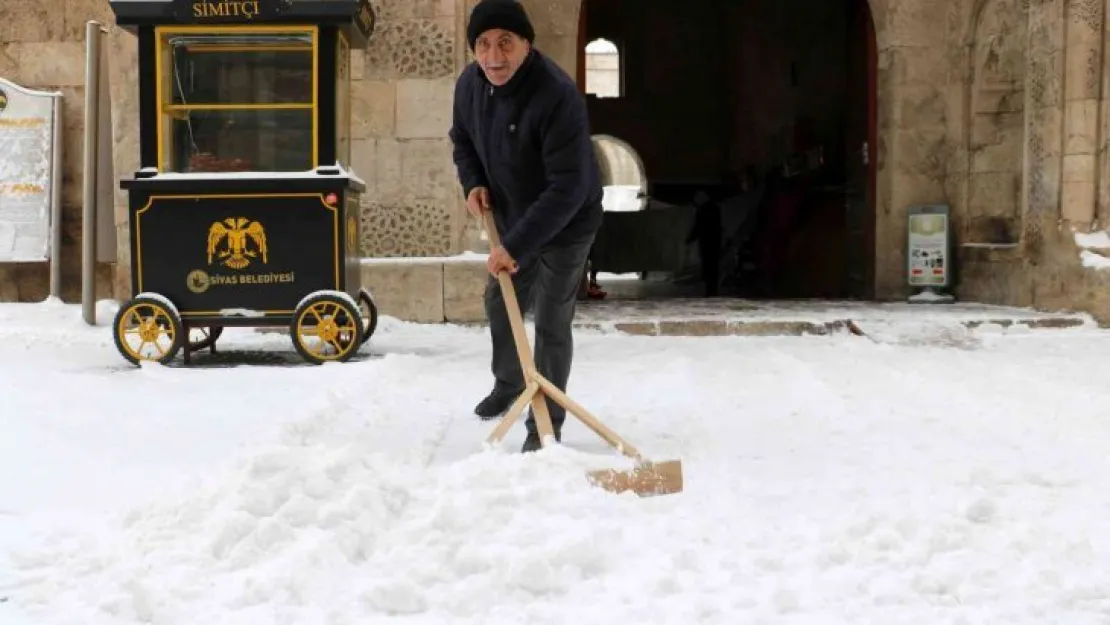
[1023,214,1045,258]
[374,0,439,20]
[1068,0,1101,31]
[1026,52,1052,110]
[363,18,454,79]
[1085,46,1100,93]
[360,201,453,257]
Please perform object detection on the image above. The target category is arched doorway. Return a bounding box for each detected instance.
[578,0,877,300]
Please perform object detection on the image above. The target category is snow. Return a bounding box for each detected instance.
[1079,250,1110,270]
[1073,230,1110,270]
[294,289,360,315]
[135,164,367,187]
[360,251,489,265]
[1074,229,1110,250]
[218,308,266,317]
[908,289,955,304]
[0,77,62,98]
[133,291,180,316]
[3,301,1110,624]
[602,184,645,212]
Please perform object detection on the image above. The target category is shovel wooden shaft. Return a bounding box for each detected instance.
[482,212,533,373]
[482,210,555,441]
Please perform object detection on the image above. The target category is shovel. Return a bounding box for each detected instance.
[479,210,683,497]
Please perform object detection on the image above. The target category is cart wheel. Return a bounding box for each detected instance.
[113,294,184,365]
[188,326,224,352]
[357,288,378,344]
[290,292,363,364]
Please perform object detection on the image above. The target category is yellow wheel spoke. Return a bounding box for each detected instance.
[293,296,361,364]
[115,298,182,365]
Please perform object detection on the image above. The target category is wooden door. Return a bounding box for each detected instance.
[843,0,877,299]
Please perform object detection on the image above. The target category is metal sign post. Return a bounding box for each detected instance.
[83,20,116,325]
[906,204,955,304]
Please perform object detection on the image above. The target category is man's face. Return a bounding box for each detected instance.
[473,28,530,86]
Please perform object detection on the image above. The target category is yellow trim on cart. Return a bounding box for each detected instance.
[154,24,320,173]
[163,103,313,111]
[183,45,311,52]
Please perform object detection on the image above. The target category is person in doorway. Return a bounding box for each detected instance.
[449,0,605,452]
[690,189,722,297]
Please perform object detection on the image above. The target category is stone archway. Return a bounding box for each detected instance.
[544,0,882,298]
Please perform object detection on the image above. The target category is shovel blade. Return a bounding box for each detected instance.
[586,460,683,497]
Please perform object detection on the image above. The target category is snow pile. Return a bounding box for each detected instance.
[849,318,985,349]
[4,303,1110,624]
[4,392,672,625]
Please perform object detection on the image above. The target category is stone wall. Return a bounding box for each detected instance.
[10,0,1110,326]
[349,0,585,260]
[354,0,467,259]
[955,0,1110,324]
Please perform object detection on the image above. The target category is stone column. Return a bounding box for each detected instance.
[109,26,142,300]
[1060,0,1103,223]
[1023,0,1065,251]
[872,0,960,298]
[1097,0,1110,224]
[516,0,582,79]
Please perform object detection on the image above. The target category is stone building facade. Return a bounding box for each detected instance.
[2,0,1110,322]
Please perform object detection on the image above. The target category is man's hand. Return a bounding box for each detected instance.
[466,186,491,218]
[487,245,517,277]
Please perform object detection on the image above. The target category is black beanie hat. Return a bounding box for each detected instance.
[466,0,535,50]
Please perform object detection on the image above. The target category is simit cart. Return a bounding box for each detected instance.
[107,0,379,365]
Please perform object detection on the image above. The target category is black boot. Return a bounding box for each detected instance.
[521,425,562,453]
[474,387,522,420]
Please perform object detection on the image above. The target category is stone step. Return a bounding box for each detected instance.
[570,299,1093,336]
[264,258,1098,338]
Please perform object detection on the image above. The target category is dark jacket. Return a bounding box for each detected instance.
[449,48,603,262]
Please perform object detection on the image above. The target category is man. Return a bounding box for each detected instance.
[449,0,604,453]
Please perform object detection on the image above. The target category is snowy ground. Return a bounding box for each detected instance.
[2,299,1110,624]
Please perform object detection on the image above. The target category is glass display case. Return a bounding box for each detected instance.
[157,27,318,173]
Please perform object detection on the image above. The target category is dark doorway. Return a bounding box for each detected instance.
[579,0,877,300]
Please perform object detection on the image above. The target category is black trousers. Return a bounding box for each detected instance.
[484,229,596,434]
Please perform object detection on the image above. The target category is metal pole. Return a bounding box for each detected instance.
[49,92,63,300]
[82,20,101,325]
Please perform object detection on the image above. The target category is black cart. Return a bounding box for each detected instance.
[107,0,379,365]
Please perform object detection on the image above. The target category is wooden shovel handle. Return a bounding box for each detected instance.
[480,210,556,441]
[481,211,533,373]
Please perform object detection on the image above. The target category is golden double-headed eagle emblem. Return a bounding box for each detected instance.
[207,217,267,270]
